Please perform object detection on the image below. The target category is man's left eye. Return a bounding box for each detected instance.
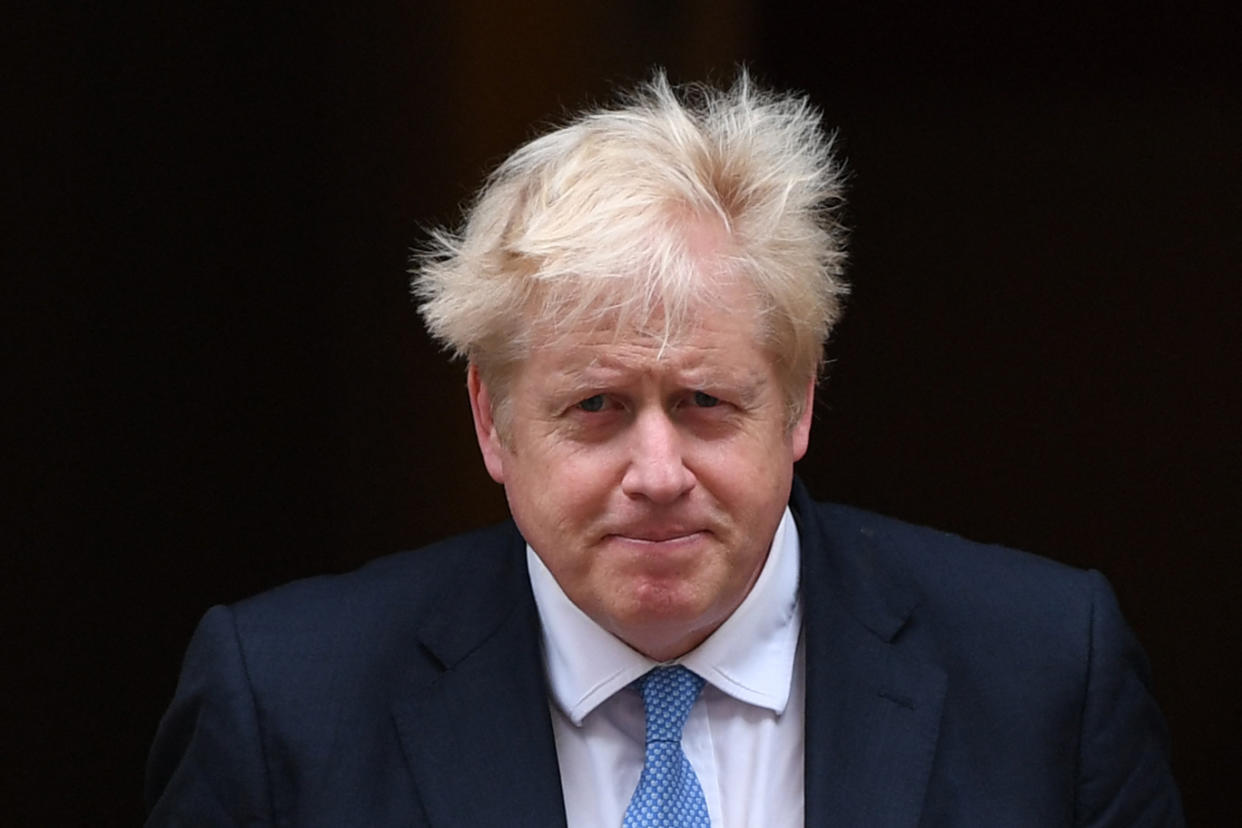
[692,391,720,408]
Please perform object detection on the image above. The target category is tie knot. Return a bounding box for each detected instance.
[637,666,705,744]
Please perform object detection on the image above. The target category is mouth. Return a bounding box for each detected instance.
[608,528,706,544]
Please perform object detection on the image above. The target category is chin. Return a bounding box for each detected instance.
[611,580,717,634]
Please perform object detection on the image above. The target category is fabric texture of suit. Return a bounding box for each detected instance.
[146,479,1183,826]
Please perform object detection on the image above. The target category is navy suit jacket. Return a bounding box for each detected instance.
[146,480,1183,826]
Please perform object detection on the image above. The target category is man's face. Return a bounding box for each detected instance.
[469,280,813,660]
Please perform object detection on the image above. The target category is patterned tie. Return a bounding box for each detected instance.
[622,666,711,827]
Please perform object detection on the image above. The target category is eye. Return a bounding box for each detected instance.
[692,391,720,408]
[576,394,607,413]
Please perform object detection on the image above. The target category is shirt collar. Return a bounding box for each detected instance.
[527,507,802,725]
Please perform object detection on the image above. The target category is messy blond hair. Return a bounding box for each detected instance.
[413,69,847,428]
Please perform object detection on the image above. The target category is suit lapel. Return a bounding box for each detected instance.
[793,482,946,828]
[802,598,946,827]
[391,527,567,828]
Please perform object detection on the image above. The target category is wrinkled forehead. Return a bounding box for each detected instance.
[518,288,775,392]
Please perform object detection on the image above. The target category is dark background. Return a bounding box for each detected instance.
[13,2,1239,824]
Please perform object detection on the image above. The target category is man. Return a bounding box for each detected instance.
[146,72,1183,826]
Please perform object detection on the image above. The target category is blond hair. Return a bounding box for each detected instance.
[413,69,847,427]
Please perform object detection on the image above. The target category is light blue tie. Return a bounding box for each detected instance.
[622,666,711,827]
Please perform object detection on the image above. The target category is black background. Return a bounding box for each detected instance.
[12,2,1239,824]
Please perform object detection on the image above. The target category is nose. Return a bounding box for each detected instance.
[620,408,696,504]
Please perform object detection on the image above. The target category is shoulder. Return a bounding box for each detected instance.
[232,520,523,628]
[146,523,530,822]
[792,489,1110,682]
[797,493,1094,619]
[211,520,526,688]
[824,499,1085,588]
[793,493,1182,823]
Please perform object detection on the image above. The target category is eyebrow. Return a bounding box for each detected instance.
[549,357,768,407]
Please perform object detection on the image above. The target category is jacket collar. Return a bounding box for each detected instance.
[791,478,946,828]
[390,522,568,828]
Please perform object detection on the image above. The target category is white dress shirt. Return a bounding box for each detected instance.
[527,508,805,827]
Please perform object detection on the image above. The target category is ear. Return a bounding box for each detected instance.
[790,374,816,462]
[467,363,507,484]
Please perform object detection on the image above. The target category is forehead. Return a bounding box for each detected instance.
[522,297,770,387]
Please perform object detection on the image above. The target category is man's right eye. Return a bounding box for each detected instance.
[576,395,607,413]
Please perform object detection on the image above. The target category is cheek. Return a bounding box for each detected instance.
[511,445,616,529]
[700,434,795,532]
[700,427,793,485]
